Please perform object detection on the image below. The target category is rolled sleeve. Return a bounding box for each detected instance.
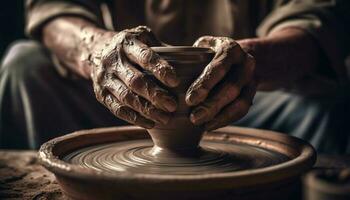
[257,0,350,84]
[26,0,104,40]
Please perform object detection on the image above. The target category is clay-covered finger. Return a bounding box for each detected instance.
[105,77,171,124]
[204,83,257,131]
[123,39,179,87]
[185,43,245,106]
[193,36,216,48]
[190,80,241,125]
[131,26,162,46]
[103,93,155,129]
[189,54,256,124]
[114,61,177,112]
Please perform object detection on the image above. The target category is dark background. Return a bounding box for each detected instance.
[0,1,25,57]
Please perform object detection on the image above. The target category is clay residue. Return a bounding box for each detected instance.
[0,150,64,200]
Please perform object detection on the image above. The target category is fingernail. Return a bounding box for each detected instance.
[186,91,199,106]
[140,120,155,129]
[144,123,155,129]
[190,107,208,124]
[163,97,177,112]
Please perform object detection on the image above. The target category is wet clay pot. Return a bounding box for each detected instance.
[147,46,214,153]
[39,126,316,200]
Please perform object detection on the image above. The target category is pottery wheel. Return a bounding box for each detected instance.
[63,139,289,175]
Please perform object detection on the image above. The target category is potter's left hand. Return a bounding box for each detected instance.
[186,36,256,131]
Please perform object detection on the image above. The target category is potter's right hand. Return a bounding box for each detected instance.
[90,26,179,128]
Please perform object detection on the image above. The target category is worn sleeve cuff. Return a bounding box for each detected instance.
[26,1,103,40]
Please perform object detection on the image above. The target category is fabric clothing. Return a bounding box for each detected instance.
[25,0,350,86]
[1,41,349,153]
[1,1,348,151]
[0,41,127,149]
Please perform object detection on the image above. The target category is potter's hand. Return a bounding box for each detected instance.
[186,36,256,131]
[91,26,179,129]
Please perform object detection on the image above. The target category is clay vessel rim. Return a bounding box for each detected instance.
[304,170,350,192]
[151,46,214,54]
[38,126,316,188]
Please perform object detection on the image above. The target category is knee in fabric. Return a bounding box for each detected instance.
[0,40,52,81]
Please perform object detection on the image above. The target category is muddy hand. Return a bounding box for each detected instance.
[186,36,256,131]
[91,26,179,129]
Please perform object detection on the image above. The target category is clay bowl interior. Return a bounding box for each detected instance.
[39,126,316,200]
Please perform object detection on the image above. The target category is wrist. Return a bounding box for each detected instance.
[81,25,114,54]
[42,17,113,79]
[79,26,115,78]
[237,28,320,90]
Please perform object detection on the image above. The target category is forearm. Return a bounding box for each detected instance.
[42,17,112,79]
[238,28,321,90]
